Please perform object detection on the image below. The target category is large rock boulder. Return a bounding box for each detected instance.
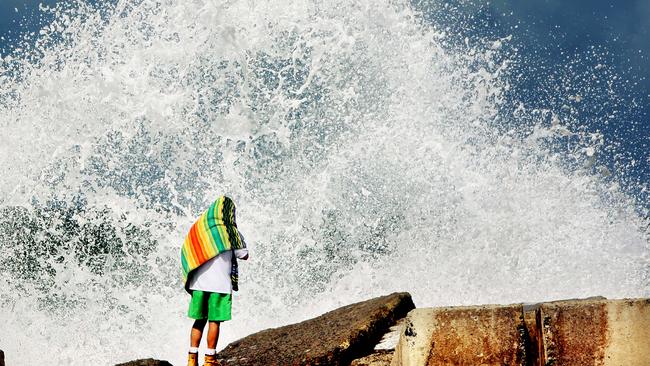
[217,292,414,366]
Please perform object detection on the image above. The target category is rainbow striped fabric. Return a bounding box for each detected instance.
[181,196,247,292]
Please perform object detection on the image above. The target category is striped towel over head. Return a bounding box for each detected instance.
[180,196,247,293]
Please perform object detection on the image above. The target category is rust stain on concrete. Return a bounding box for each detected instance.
[392,298,649,366]
[539,300,608,366]
[425,305,525,366]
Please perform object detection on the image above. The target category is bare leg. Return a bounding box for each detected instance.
[190,319,207,348]
[206,321,221,349]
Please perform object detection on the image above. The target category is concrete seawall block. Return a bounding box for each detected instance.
[393,298,650,366]
[392,304,527,366]
[604,299,650,365]
[539,298,650,366]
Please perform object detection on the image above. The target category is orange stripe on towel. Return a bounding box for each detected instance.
[189,223,206,265]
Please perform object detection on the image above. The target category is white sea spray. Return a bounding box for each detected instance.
[0,0,648,365]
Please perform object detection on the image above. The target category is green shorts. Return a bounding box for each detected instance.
[187,290,232,321]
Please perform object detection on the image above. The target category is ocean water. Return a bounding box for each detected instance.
[0,0,648,365]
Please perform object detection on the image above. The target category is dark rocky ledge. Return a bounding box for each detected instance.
[349,349,394,366]
[115,358,173,366]
[216,292,414,366]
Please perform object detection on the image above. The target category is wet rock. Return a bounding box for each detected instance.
[114,358,173,366]
[349,350,393,366]
[217,292,414,366]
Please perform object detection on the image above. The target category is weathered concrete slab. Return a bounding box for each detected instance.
[604,299,650,365]
[539,298,650,366]
[392,304,527,366]
[218,292,414,366]
[538,299,609,365]
[114,358,173,366]
[393,297,650,366]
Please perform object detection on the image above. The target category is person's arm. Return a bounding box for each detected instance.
[234,248,249,260]
[236,233,250,260]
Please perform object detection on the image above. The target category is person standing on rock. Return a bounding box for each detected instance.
[181,196,249,366]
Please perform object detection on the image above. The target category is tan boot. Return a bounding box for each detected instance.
[204,354,222,366]
[187,352,198,366]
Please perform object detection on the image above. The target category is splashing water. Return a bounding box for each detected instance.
[0,0,648,365]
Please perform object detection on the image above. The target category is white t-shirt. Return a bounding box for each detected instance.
[188,248,249,294]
